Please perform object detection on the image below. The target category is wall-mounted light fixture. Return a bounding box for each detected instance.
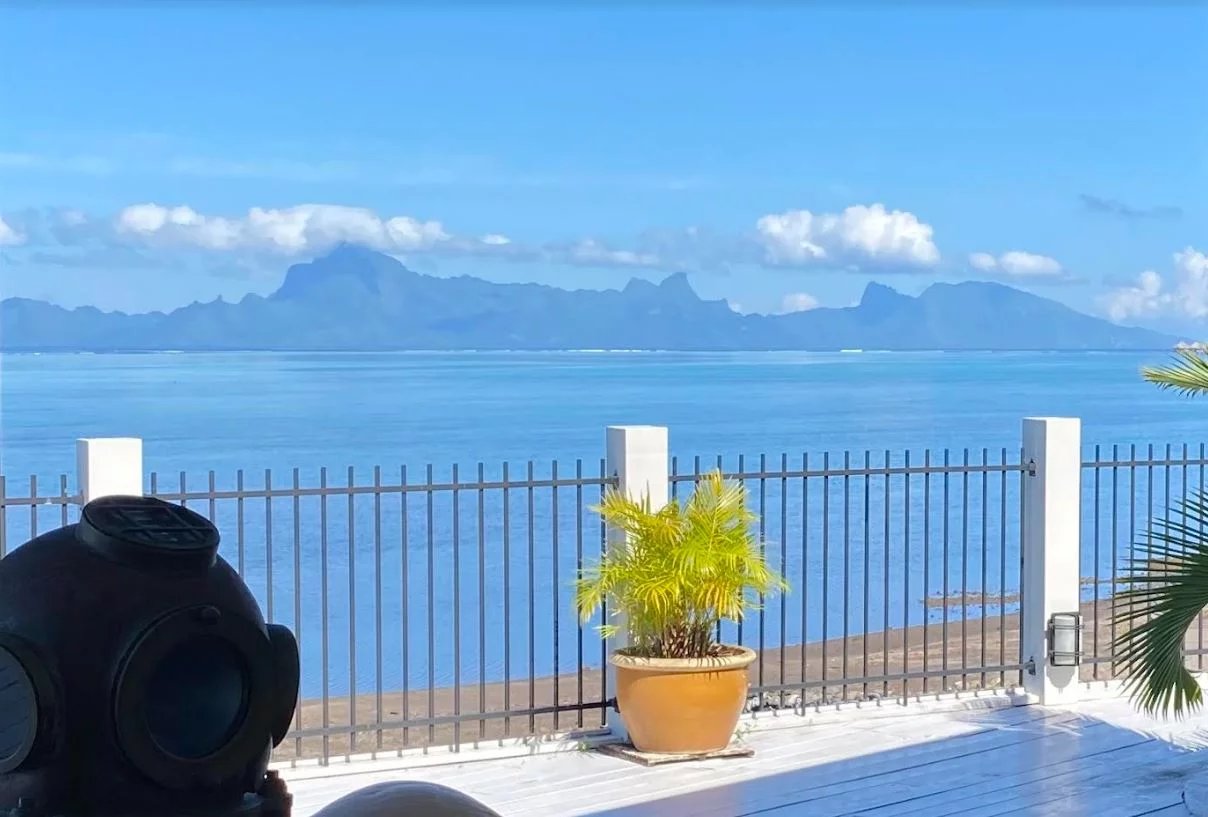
[1047,611,1082,667]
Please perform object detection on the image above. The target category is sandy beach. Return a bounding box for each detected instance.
[273,598,1208,762]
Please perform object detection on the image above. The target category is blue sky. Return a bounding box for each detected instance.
[1,4,1205,330]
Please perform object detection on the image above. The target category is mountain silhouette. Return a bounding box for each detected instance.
[0,245,1177,351]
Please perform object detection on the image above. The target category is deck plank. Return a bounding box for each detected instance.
[285,696,1208,817]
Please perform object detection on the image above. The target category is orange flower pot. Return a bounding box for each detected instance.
[611,646,756,754]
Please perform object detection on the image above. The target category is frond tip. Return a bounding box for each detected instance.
[1142,349,1208,398]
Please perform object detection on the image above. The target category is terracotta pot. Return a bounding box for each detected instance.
[611,646,756,754]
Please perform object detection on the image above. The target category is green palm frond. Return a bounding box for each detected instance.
[1142,349,1208,397]
[1112,490,1208,717]
[576,469,788,659]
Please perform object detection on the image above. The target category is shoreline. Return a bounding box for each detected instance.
[275,598,1208,762]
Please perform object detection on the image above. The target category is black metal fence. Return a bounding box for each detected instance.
[1079,444,1208,680]
[146,461,616,763]
[671,449,1030,708]
[5,440,1208,764]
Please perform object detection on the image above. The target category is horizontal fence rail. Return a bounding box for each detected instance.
[4,435,1208,764]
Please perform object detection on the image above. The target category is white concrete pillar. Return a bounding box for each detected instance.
[603,425,669,738]
[76,438,144,503]
[1021,417,1083,705]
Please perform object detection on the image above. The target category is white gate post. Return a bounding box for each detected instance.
[1021,417,1083,705]
[603,425,669,740]
[76,438,144,503]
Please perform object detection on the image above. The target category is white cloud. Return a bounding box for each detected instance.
[969,252,998,272]
[756,204,940,269]
[727,292,821,315]
[0,216,24,246]
[115,203,450,254]
[968,250,1063,278]
[777,292,821,314]
[1102,248,1208,322]
[10,199,950,277]
[559,238,662,268]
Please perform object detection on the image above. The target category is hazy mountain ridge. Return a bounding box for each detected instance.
[0,245,1177,351]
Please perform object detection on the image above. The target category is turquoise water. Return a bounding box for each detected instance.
[1,351,1204,697]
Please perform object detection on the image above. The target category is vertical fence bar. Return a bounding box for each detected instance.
[28,475,36,539]
[961,449,969,689]
[373,466,383,751]
[714,455,723,646]
[59,474,69,527]
[922,449,931,694]
[527,461,536,735]
[842,450,850,700]
[1181,444,1188,666]
[941,449,950,688]
[882,450,891,696]
[979,450,987,688]
[265,470,274,625]
[292,468,302,758]
[426,464,435,747]
[237,470,246,577]
[862,450,870,699]
[598,457,608,724]
[1128,444,1137,634]
[1092,447,1101,676]
[821,452,830,700]
[575,459,585,728]
[758,453,767,690]
[1200,444,1205,670]
[779,452,788,702]
[401,464,411,748]
[1147,444,1154,592]
[903,451,911,695]
[319,466,330,763]
[1018,446,1027,688]
[551,460,560,731]
[998,449,1007,687]
[738,453,746,649]
[1110,446,1118,673]
[478,463,487,740]
[801,452,809,694]
[347,466,357,758]
[452,463,461,750]
[502,462,512,736]
[0,476,7,559]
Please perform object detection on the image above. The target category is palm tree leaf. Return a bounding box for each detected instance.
[1111,489,1208,716]
[1142,349,1208,397]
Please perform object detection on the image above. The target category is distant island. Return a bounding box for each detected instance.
[0,244,1180,352]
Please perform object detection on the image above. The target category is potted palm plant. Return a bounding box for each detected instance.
[576,470,787,754]
[1113,348,1208,715]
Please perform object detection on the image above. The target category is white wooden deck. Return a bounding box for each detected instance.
[282,690,1208,817]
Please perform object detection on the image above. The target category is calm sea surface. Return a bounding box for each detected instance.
[1,351,1204,697]
[3,350,1202,476]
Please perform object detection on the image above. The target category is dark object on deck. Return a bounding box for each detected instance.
[311,782,504,817]
[0,495,299,817]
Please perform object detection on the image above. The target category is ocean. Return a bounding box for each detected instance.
[1,350,1203,698]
